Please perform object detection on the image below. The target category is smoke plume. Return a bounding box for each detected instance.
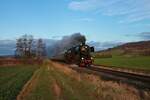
[49,33,86,56]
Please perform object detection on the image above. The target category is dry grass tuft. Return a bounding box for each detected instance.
[82,74,141,100]
[42,61,150,100]
[51,62,82,82]
[51,62,73,75]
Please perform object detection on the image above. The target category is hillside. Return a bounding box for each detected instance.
[94,40,150,71]
[96,40,150,57]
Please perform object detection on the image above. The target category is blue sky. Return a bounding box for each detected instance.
[0,0,150,42]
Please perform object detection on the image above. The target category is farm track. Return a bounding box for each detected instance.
[66,64,150,90]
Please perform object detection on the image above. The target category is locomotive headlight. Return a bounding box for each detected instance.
[81,57,84,60]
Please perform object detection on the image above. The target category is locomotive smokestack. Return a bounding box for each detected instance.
[49,33,86,56]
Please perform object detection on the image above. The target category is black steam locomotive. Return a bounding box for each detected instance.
[52,43,94,67]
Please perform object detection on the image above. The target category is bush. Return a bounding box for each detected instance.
[94,52,112,58]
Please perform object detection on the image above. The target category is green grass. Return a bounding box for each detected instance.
[94,56,150,70]
[22,65,56,100]
[22,62,100,100]
[18,61,148,100]
[0,65,38,100]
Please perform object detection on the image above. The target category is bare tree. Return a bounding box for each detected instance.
[16,35,47,58]
[15,38,23,57]
[36,39,46,58]
[15,35,34,58]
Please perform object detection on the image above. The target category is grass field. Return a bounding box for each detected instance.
[94,56,150,70]
[0,65,38,100]
[0,60,149,100]
[17,60,149,100]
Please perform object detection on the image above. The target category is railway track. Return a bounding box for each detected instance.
[90,66,150,89]
[52,60,150,90]
[69,64,150,90]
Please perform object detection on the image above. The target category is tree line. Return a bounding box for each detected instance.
[15,35,46,58]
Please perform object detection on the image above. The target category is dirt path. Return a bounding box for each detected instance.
[17,61,63,100]
[52,81,62,100]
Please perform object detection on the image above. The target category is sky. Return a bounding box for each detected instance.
[0,0,150,42]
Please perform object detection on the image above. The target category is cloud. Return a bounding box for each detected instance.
[0,40,16,56]
[77,18,94,22]
[69,0,102,11]
[68,0,150,23]
[51,36,62,40]
[125,32,150,40]
[88,41,124,51]
[138,32,150,40]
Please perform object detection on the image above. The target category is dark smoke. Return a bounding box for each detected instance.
[49,33,86,57]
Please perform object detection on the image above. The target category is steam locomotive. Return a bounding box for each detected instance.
[52,43,94,67]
